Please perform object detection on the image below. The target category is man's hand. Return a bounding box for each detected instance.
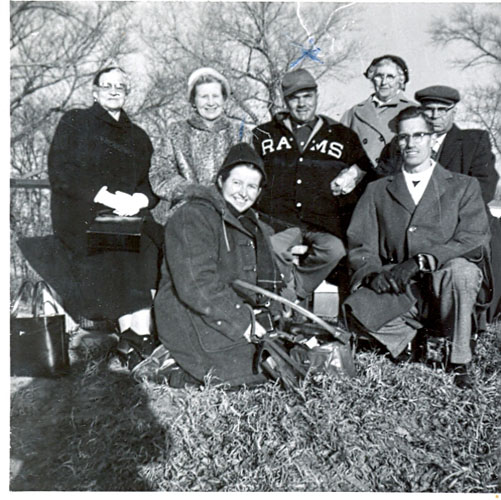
[330,165,364,196]
[389,257,420,293]
[364,271,400,294]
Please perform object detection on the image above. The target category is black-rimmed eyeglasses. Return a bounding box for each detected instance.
[396,132,432,144]
[423,105,454,117]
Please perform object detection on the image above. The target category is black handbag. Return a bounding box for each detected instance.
[10,280,70,378]
[87,211,143,255]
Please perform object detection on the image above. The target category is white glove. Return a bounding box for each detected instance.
[94,186,119,208]
[243,318,267,343]
[132,192,149,210]
[113,191,148,216]
[330,165,364,196]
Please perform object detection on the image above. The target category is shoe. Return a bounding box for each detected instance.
[121,329,156,358]
[449,363,474,390]
[115,330,156,371]
[131,344,176,383]
[410,329,428,363]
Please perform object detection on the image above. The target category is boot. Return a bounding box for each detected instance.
[116,329,156,370]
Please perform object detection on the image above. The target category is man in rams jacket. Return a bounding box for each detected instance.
[253,68,373,304]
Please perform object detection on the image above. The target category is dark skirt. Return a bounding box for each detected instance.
[17,228,161,321]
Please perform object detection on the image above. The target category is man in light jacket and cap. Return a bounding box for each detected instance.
[253,68,373,306]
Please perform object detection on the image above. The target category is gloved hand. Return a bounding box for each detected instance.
[113,191,148,216]
[330,165,363,196]
[94,186,118,209]
[243,318,267,343]
[364,271,400,294]
[389,257,420,293]
[94,187,147,216]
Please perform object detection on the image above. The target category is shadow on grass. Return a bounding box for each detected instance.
[10,348,168,491]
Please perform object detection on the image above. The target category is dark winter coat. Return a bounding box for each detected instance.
[377,124,501,321]
[47,102,160,320]
[345,164,490,329]
[154,185,276,386]
[49,102,158,252]
[252,113,374,238]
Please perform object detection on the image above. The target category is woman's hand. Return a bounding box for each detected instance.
[243,318,267,343]
[94,186,148,216]
[113,191,149,217]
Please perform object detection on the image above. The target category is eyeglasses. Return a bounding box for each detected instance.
[97,83,127,93]
[422,105,454,117]
[396,132,432,144]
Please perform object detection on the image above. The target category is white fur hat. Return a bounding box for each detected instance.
[187,67,231,102]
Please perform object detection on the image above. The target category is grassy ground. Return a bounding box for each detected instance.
[10,323,501,492]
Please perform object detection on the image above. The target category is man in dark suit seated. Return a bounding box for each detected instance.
[344,106,491,389]
[378,85,500,321]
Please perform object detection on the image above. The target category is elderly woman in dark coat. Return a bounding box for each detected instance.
[149,67,253,225]
[153,143,283,387]
[48,66,161,363]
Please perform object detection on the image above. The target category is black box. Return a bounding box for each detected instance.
[87,214,143,254]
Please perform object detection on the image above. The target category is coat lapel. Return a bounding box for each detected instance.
[412,164,451,219]
[353,98,380,131]
[386,172,416,214]
[438,125,462,169]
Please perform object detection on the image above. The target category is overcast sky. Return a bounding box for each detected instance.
[321,2,500,118]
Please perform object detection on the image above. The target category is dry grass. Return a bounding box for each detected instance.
[10,323,501,492]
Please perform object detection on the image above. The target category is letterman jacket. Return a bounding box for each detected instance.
[252,113,373,239]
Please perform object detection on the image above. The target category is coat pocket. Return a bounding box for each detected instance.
[189,313,248,353]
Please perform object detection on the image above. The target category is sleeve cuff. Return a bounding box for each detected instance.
[417,253,437,272]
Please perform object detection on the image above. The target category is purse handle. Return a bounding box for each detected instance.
[10,280,34,318]
[32,281,60,317]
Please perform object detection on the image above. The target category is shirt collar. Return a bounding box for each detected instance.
[372,91,403,108]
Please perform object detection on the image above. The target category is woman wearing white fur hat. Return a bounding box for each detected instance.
[150,67,252,224]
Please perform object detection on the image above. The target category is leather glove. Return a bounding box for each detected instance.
[365,271,400,294]
[389,257,420,293]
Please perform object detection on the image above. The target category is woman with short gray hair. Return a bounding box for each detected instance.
[340,54,415,168]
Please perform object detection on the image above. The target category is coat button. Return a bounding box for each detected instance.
[252,266,257,272]
[362,138,368,144]
[299,157,304,162]
[379,136,384,142]
[216,320,222,326]
[296,202,302,208]
[408,226,417,232]
[297,179,302,184]
[235,304,241,309]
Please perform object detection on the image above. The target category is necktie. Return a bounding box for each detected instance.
[412,181,420,187]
